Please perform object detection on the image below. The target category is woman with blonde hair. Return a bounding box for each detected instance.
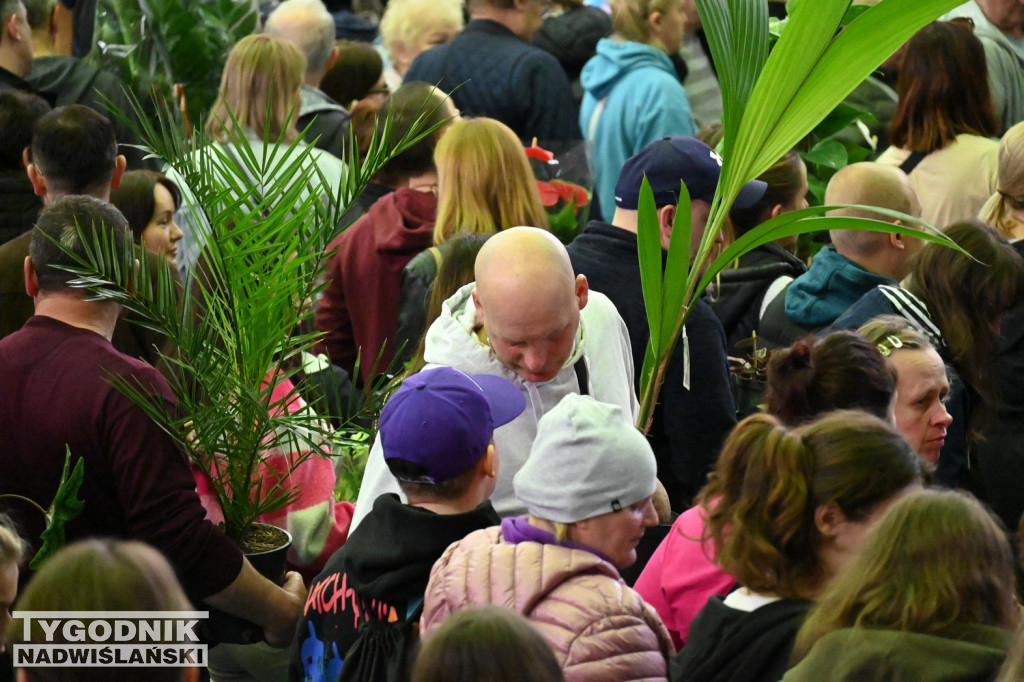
[397,117,549,346]
[786,490,1018,681]
[379,0,463,92]
[670,410,922,682]
[980,120,1024,240]
[431,117,548,244]
[175,33,347,277]
[580,0,697,220]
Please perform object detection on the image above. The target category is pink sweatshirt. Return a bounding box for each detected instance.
[194,374,353,576]
[633,506,736,649]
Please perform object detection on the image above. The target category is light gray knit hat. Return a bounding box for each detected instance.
[514,394,658,523]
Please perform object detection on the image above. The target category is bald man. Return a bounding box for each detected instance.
[264,0,350,158]
[350,227,636,527]
[759,162,922,347]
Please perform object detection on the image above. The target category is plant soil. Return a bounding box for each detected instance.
[242,524,289,554]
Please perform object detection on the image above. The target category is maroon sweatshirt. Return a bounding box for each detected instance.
[0,315,241,597]
[315,187,437,383]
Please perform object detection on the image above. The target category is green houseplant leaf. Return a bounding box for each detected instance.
[636,0,968,432]
[31,448,85,570]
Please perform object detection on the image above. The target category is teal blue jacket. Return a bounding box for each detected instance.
[580,39,697,220]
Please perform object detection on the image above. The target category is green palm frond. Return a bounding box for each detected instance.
[57,88,449,542]
[636,0,965,431]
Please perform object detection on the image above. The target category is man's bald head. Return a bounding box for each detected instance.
[473,227,589,383]
[827,162,921,259]
[264,0,336,80]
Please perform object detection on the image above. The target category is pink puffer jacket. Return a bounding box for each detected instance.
[421,526,675,682]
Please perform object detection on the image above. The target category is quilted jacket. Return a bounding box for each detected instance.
[421,526,675,682]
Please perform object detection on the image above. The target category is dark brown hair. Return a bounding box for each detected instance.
[729,150,806,236]
[765,331,897,426]
[109,170,183,243]
[320,40,384,107]
[890,21,999,153]
[907,221,1024,410]
[700,411,921,598]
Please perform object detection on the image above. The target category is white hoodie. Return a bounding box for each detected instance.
[350,282,637,528]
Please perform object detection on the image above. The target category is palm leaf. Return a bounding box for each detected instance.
[636,0,970,431]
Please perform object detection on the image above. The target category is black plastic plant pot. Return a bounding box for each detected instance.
[203,523,292,645]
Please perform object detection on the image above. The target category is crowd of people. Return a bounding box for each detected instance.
[3,0,1024,681]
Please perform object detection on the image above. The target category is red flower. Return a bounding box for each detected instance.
[537,180,560,207]
[525,138,555,162]
[550,179,589,207]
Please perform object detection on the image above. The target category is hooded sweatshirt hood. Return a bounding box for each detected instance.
[785,246,896,327]
[580,38,677,101]
[341,494,499,602]
[349,283,638,528]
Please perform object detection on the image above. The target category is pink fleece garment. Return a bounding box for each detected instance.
[194,374,353,578]
[633,506,736,649]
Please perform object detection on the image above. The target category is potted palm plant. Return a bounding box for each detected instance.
[55,78,444,593]
[634,0,972,430]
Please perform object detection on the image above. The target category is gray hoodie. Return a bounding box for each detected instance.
[350,283,637,528]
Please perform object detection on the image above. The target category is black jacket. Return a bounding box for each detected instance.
[567,221,736,510]
[707,243,807,356]
[671,595,812,682]
[288,494,499,682]
[0,172,41,247]
[405,19,581,145]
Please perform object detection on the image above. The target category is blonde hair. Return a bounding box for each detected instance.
[0,514,25,565]
[433,118,549,245]
[980,121,1024,238]
[10,539,195,682]
[206,34,306,144]
[380,0,463,59]
[611,0,681,49]
[792,489,1018,664]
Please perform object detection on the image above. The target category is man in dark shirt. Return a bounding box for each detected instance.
[567,136,766,510]
[0,195,306,647]
[0,104,124,342]
[404,0,581,147]
[0,1,35,94]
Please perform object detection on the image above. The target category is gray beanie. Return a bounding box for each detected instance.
[514,394,658,524]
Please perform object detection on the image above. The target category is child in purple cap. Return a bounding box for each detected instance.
[289,366,525,682]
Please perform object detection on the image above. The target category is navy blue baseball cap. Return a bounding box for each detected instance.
[614,136,768,210]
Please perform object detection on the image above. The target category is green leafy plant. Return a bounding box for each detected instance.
[636,0,968,431]
[0,447,85,569]
[57,93,445,546]
[91,0,258,124]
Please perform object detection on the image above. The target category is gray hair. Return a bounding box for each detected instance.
[264,0,336,76]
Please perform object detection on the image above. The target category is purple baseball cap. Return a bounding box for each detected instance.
[614,136,768,210]
[381,367,526,484]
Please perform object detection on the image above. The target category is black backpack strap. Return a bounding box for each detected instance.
[899,151,928,175]
[573,356,589,396]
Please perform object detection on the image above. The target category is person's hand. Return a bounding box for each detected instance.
[263,571,307,648]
